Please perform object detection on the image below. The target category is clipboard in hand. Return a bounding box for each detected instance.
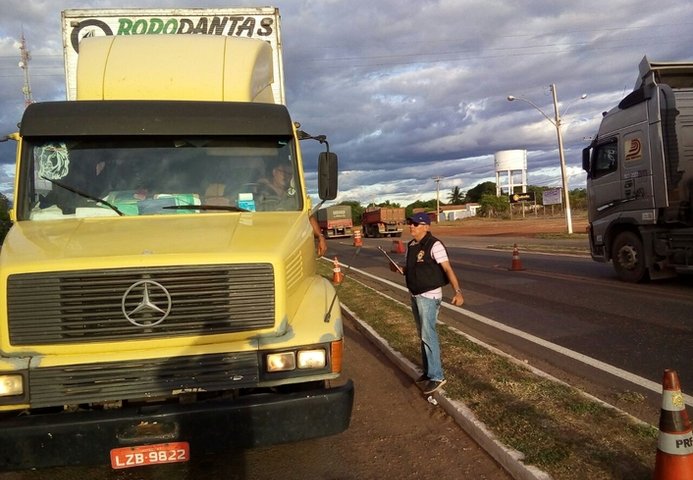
[377,246,404,274]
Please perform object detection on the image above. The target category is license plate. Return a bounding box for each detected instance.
[110,442,190,469]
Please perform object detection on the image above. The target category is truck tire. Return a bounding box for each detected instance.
[612,231,648,283]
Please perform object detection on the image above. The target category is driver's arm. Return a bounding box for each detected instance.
[310,215,327,256]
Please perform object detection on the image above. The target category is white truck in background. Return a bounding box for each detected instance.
[0,7,352,472]
[582,56,693,282]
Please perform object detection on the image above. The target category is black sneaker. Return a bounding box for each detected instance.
[423,379,447,395]
[415,374,428,385]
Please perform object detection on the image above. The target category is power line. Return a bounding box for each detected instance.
[2,21,690,70]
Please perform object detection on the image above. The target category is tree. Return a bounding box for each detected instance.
[337,200,365,226]
[0,193,9,221]
[447,186,464,205]
[0,192,11,245]
[527,185,544,205]
[569,188,587,210]
[464,181,496,203]
[478,193,509,218]
[405,199,438,218]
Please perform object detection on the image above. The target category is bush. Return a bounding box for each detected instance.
[0,220,10,245]
[478,194,510,218]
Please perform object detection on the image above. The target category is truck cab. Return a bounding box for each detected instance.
[582,56,693,282]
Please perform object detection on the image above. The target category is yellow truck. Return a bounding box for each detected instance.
[0,7,353,471]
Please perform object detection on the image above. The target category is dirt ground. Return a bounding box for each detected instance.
[429,213,589,237]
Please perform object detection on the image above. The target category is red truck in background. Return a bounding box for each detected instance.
[316,205,353,238]
[361,207,405,238]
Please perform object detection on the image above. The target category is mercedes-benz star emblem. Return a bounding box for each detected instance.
[122,280,172,327]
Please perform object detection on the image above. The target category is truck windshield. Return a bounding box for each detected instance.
[19,136,302,220]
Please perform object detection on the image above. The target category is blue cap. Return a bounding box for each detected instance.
[407,212,431,225]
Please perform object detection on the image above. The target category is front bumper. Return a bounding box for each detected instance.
[0,380,354,471]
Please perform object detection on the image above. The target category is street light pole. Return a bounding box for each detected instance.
[432,176,441,223]
[507,85,586,235]
[550,84,573,234]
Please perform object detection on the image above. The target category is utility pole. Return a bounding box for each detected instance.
[507,85,586,235]
[432,176,441,223]
[550,84,573,234]
[18,31,34,108]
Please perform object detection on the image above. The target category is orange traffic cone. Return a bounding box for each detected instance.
[332,256,344,285]
[353,230,363,247]
[509,243,525,271]
[391,239,405,254]
[654,369,693,479]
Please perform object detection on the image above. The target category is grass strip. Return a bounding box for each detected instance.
[319,263,659,479]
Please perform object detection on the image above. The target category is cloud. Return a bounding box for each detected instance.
[1,0,692,206]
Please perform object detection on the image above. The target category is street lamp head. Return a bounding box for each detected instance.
[507,95,516,101]
[580,93,588,100]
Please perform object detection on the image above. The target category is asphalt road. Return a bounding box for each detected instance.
[326,234,693,426]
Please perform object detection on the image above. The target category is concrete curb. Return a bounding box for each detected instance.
[342,304,552,480]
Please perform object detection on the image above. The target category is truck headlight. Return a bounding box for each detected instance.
[266,352,296,372]
[265,348,327,373]
[0,374,24,397]
[297,349,326,369]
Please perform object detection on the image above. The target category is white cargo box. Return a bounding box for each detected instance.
[61,7,284,104]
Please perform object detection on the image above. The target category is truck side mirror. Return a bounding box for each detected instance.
[318,152,338,200]
[582,147,591,173]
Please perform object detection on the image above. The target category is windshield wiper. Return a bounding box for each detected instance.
[163,204,250,212]
[40,176,124,216]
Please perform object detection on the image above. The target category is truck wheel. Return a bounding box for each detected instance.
[612,231,648,283]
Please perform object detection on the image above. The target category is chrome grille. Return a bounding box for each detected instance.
[29,352,259,408]
[7,264,275,345]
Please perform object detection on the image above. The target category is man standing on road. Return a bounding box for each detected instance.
[391,212,464,395]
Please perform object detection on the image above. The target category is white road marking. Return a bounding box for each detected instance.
[338,260,693,407]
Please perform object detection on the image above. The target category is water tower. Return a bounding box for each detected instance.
[494,150,527,196]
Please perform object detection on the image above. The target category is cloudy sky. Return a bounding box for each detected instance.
[1,0,692,206]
